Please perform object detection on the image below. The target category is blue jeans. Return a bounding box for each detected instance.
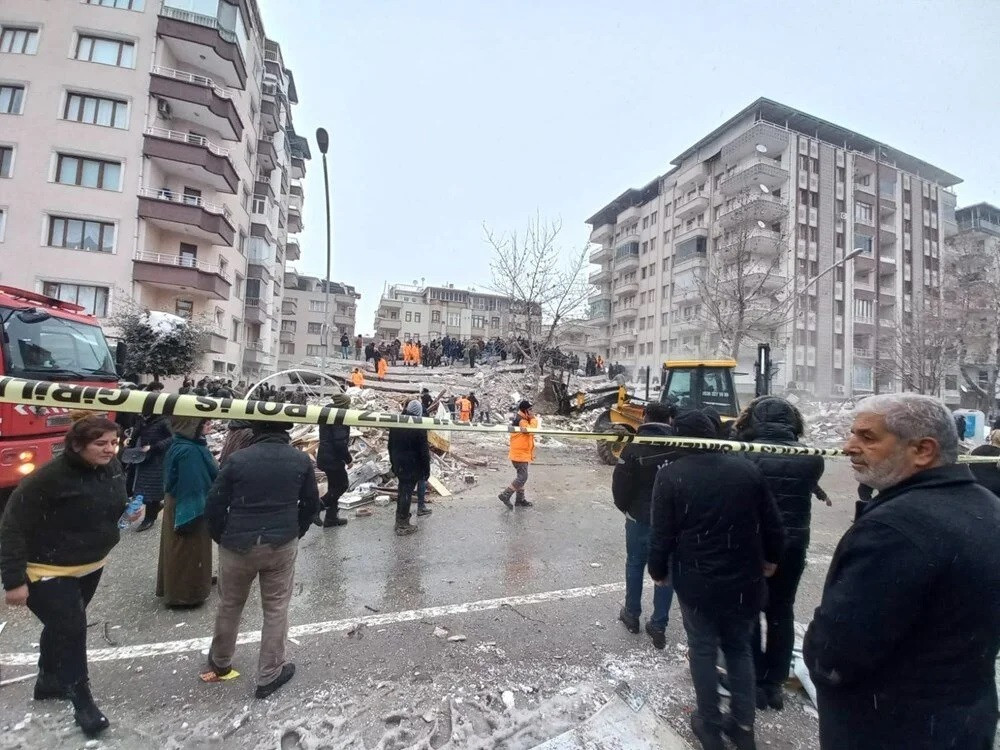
[341,346,349,359]
[624,517,673,630]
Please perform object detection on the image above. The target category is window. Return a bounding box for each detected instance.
[175,299,193,318]
[472,315,486,328]
[0,84,24,114]
[306,344,325,356]
[75,35,135,68]
[280,343,295,355]
[405,311,412,322]
[42,282,109,317]
[56,154,121,190]
[0,146,12,177]
[1,27,39,55]
[491,316,500,328]
[63,92,128,128]
[855,201,873,223]
[231,318,240,342]
[0,208,6,241]
[309,300,326,312]
[431,310,441,323]
[281,319,296,332]
[84,0,145,8]
[414,312,421,323]
[307,322,323,334]
[447,313,460,327]
[47,216,116,253]
[252,195,266,214]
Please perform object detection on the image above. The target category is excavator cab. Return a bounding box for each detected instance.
[660,359,740,419]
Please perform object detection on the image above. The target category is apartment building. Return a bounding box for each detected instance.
[0,0,307,380]
[373,282,538,343]
[276,271,360,371]
[585,98,960,399]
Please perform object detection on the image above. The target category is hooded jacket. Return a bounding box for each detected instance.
[509,411,538,463]
[317,401,353,470]
[737,396,825,535]
[206,432,320,551]
[804,465,1000,749]
[1,450,127,589]
[387,426,431,483]
[164,434,218,530]
[649,410,785,616]
[611,422,677,524]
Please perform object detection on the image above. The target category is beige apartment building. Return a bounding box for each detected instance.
[374,282,538,343]
[586,98,960,399]
[276,271,360,372]
[0,0,307,380]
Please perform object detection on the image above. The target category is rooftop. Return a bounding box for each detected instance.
[587,96,962,227]
[957,202,1000,237]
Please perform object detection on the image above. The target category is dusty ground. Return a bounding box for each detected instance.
[0,431,863,750]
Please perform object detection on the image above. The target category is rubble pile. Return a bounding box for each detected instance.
[795,396,857,448]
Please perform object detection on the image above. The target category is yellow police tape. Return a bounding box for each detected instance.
[0,376,994,462]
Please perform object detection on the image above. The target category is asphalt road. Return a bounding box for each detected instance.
[0,434,862,750]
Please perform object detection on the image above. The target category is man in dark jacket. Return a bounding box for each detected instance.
[734,396,825,711]
[204,420,319,700]
[387,400,431,535]
[650,410,784,750]
[804,394,1000,750]
[315,393,352,528]
[611,401,676,649]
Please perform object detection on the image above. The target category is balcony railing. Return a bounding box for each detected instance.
[150,65,233,99]
[133,250,231,281]
[145,126,230,157]
[160,5,237,44]
[138,186,233,221]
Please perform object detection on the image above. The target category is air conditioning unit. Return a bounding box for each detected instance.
[156,98,172,119]
[833,385,845,395]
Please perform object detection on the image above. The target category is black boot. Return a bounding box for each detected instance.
[497,488,514,510]
[324,512,348,528]
[618,606,640,634]
[33,671,67,700]
[395,516,417,536]
[68,680,110,737]
[723,715,758,750]
[514,491,533,508]
[690,714,726,750]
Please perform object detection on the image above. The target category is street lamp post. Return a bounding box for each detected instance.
[316,127,331,377]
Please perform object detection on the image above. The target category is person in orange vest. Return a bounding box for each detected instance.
[350,368,364,388]
[498,400,538,509]
[402,342,412,366]
[456,394,472,422]
[376,356,388,381]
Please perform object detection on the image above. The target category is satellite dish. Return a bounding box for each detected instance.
[759,184,771,194]
[755,144,768,154]
[757,220,767,229]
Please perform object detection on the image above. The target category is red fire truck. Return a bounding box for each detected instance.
[0,286,121,509]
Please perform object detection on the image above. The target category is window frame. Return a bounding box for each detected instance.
[0,83,25,115]
[46,215,117,253]
[0,27,40,55]
[62,91,129,129]
[74,34,136,68]
[55,153,122,190]
[82,0,145,9]
[41,281,110,317]
[0,145,13,178]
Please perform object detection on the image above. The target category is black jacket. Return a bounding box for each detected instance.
[388,428,430,482]
[611,422,676,524]
[649,412,785,616]
[0,451,127,589]
[206,433,320,552]
[804,465,1000,750]
[316,423,352,469]
[737,398,825,536]
[969,444,1000,498]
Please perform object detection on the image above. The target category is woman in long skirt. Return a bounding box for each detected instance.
[156,416,217,607]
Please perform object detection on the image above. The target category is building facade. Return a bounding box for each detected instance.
[586,98,960,398]
[373,282,537,343]
[276,271,360,371]
[0,0,307,380]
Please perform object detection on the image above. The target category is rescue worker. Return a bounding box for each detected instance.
[350,368,364,388]
[456,394,472,422]
[376,355,388,381]
[498,400,537,509]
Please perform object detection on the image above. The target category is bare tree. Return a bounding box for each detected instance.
[951,231,1000,411]
[875,298,958,394]
[693,187,791,360]
[485,213,591,371]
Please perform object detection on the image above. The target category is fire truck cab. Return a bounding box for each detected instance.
[0,286,120,509]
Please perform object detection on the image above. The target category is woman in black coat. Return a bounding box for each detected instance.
[131,413,172,531]
[0,416,139,736]
[734,396,825,712]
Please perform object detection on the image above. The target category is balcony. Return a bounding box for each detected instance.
[287,205,303,233]
[675,194,709,220]
[879,222,897,242]
[157,5,247,89]
[615,280,640,298]
[615,306,638,320]
[617,205,641,224]
[137,187,235,245]
[612,329,637,344]
[143,127,238,194]
[718,194,786,228]
[243,298,272,325]
[378,317,402,331]
[718,226,782,256]
[590,244,612,264]
[132,250,231,300]
[589,268,611,285]
[281,299,297,315]
[258,136,278,172]
[590,223,613,245]
[333,313,354,328]
[255,176,275,201]
[721,121,790,163]
[285,237,300,261]
[260,99,280,135]
[243,340,274,366]
[854,180,876,197]
[615,252,640,272]
[720,158,789,196]
[251,220,275,245]
[290,180,304,199]
[673,161,709,192]
[247,260,273,283]
[279,330,295,344]
[381,297,403,310]
[673,225,710,245]
[199,328,228,354]
[149,66,243,141]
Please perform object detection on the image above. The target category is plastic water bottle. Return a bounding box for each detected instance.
[119,494,144,529]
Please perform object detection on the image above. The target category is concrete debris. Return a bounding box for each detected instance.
[433,626,449,639]
[501,690,516,711]
[447,634,467,643]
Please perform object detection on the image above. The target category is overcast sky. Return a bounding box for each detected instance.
[260,0,1000,336]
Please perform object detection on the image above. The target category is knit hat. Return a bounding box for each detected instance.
[518,400,532,412]
[252,420,292,434]
[406,400,422,416]
[673,409,717,439]
[330,393,351,408]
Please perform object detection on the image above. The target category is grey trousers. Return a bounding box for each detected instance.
[210,539,298,686]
